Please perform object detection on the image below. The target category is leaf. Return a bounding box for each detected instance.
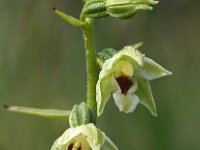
[53,8,86,27]
[135,79,157,116]
[4,105,71,120]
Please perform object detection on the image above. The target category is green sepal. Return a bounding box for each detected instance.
[4,105,71,120]
[135,79,157,116]
[136,57,172,80]
[102,136,119,150]
[69,103,96,127]
[131,42,143,49]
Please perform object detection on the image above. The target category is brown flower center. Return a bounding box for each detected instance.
[67,143,81,150]
[116,76,133,95]
[68,144,74,150]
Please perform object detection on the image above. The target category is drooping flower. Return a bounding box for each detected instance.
[51,123,118,150]
[96,44,172,116]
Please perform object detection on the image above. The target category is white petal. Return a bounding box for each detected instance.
[127,79,138,94]
[113,92,139,113]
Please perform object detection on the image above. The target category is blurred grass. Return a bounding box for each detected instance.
[0,0,200,150]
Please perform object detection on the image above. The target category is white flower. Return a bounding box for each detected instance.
[51,123,118,150]
[96,44,172,116]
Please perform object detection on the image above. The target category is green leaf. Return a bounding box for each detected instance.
[136,57,172,80]
[4,105,70,120]
[53,8,86,27]
[135,79,157,116]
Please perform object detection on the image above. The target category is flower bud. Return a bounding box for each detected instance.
[83,0,158,19]
[69,103,95,127]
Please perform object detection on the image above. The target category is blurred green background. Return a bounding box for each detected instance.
[1,0,200,149]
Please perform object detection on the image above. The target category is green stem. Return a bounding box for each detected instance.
[81,17,98,117]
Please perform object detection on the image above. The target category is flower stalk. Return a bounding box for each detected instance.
[81,17,99,118]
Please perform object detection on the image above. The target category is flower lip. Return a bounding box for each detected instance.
[116,76,133,95]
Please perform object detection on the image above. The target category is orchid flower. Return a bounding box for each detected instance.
[51,123,118,150]
[96,44,172,116]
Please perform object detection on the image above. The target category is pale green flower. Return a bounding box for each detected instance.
[106,0,158,19]
[96,44,172,116]
[51,123,118,150]
[83,0,158,19]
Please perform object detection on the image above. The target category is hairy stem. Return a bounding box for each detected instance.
[81,17,98,117]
